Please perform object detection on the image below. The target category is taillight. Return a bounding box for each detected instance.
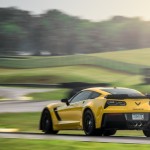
[104,100,126,108]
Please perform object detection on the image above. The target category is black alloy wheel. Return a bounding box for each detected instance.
[83,109,102,136]
[42,109,58,134]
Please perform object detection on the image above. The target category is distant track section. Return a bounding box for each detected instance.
[0,83,59,88]
[0,100,57,113]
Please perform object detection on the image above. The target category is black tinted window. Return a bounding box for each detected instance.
[103,88,143,97]
[70,91,92,103]
[89,92,100,99]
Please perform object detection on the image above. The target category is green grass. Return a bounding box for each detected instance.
[0,139,150,150]
[0,66,150,94]
[0,112,41,132]
[0,65,134,85]
[0,55,94,68]
[0,112,146,137]
[90,48,150,66]
[1,48,150,74]
[1,65,150,100]
[28,89,70,100]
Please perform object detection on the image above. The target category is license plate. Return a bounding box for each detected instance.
[132,113,144,120]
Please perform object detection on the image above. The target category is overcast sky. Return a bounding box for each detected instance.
[1,0,150,21]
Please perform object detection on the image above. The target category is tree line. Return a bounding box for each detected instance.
[0,7,150,55]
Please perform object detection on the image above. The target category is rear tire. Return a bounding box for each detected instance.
[83,109,102,136]
[94,129,103,136]
[143,130,150,137]
[41,109,58,134]
[103,129,116,136]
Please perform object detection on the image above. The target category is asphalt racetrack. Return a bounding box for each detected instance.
[0,100,57,113]
[0,132,150,144]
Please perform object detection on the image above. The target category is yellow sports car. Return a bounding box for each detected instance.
[39,87,150,137]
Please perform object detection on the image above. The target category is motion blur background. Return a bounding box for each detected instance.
[0,0,150,101]
[0,1,150,147]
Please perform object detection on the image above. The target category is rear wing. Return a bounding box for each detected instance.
[105,94,150,99]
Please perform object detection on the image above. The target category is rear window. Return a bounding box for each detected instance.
[103,88,143,97]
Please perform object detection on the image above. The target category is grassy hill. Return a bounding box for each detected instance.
[1,49,150,74]
[89,48,150,66]
[0,65,149,92]
[0,48,150,92]
[0,65,134,85]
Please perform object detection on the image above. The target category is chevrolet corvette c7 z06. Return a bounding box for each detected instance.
[39,87,150,137]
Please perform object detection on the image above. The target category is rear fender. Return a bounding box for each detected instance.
[81,99,105,129]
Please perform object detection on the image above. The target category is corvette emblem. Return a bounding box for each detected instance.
[135,102,141,106]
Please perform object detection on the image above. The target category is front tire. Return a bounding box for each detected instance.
[83,109,102,136]
[143,130,150,137]
[41,109,58,134]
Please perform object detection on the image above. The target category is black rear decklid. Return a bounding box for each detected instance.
[105,94,128,99]
[105,94,148,99]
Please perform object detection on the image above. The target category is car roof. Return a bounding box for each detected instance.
[83,87,135,95]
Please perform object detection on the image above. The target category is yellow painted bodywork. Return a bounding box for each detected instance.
[44,87,150,131]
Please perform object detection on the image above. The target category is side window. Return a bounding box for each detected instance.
[70,91,92,103]
[89,91,101,99]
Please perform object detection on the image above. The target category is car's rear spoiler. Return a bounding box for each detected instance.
[105,94,150,99]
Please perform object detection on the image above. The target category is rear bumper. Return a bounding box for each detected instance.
[102,113,150,130]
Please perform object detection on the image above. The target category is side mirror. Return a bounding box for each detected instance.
[61,98,69,105]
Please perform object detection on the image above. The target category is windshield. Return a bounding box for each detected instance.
[103,88,143,97]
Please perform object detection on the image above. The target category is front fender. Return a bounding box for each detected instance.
[39,102,64,131]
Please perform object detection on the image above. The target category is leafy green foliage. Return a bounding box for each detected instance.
[1,8,150,55]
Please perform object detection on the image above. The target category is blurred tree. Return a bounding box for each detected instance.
[0,23,26,54]
[0,7,150,56]
[119,18,143,49]
[0,7,32,55]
